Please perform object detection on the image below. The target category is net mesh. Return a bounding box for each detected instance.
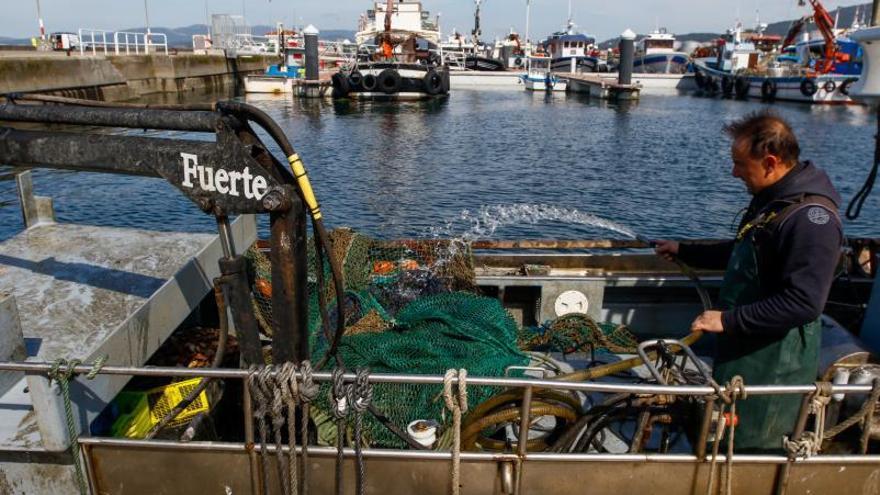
[244,229,639,447]
[246,229,526,447]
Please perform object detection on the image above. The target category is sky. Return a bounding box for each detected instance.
[2,0,870,42]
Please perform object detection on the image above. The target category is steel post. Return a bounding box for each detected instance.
[618,29,636,86]
[304,25,320,81]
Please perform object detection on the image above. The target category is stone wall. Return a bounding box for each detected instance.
[0,53,274,100]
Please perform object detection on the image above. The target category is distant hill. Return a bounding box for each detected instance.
[0,25,357,48]
[598,2,872,48]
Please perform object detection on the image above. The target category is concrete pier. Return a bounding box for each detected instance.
[0,51,275,101]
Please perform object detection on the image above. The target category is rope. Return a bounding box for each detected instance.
[299,361,319,495]
[783,382,833,459]
[352,369,373,495]
[723,376,745,495]
[705,397,726,495]
[823,377,880,446]
[331,368,352,495]
[443,369,468,495]
[248,365,274,493]
[47,355,107,495]
[277,363,298,495]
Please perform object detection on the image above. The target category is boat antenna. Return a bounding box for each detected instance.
[567,0,574,33]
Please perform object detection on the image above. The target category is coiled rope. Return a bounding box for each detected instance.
[47,355,107,495]
[443,369,468,495]
[783,382,833,459]
[248,365,274,492]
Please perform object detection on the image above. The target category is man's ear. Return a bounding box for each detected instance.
[762,154,780,178]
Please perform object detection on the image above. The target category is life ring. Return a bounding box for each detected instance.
[377,68,402,94]
[721,76,734,96]
[800,78,818,97]
[348,71,364,91]
[823,80,837,93]
[761,79,777,101]
[423,70,443,95]
[840,77,858,96]
[362,73,379,92]
[331,72,350,97]
[734,77,750,99]
[694,70,707,89]
[514,56,523,67]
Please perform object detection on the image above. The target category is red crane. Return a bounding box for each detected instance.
[799,0,838,73]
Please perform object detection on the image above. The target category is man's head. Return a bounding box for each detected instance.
[724,110,800,194]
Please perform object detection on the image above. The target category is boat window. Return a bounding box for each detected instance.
[564,41,570,48]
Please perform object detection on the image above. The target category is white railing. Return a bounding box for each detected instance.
[113,31,168,55]
[78,28,111,56]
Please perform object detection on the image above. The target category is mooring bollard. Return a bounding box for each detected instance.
[618,29,635,86]
[304,24,319,82]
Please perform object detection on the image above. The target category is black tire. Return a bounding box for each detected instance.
[840,77,858,96]
[705,76,718,93]
[761,79,777,101]
[721,76,733,96]
[331,72,350,97]
[441,68,450,94]
[823,80,837,93]
[348,71,364,91]
[423,70,443,95]
[514,56,523,67]
[734,77,750,99]
[362,73,378,92]
[800,78,818,97]
[377,68,402,94]
[694,69,706,90]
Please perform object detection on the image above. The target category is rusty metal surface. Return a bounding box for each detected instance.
[84,444,880,495]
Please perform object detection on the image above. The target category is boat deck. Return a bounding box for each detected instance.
[0,217,256,456]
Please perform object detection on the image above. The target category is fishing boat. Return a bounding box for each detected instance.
[2,15,880,495]
[693,0,860,104]
[334,0,450,99]
[520,55,567,91]
[243,28,302,94]
[540,0,608,74]
[633,28,690,74]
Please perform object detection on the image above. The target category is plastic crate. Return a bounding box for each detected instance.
[110,378,210,439]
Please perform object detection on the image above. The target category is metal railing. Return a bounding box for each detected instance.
[1,359,878,462]
[78,29,110,56]
[113,31,168,55]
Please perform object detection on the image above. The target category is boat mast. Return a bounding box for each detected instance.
[525,0,531,55]
[472,0,483,46]
[567,0,573,33]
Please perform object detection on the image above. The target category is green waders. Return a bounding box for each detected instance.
[713,229,821,454]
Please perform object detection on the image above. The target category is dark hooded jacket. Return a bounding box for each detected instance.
[678,161,843,336]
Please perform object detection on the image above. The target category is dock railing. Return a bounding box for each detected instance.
[113,31,168,56]
[77,29,110,56]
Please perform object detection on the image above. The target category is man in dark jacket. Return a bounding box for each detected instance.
[655,110,843,453]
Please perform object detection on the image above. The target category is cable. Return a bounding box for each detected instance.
[847,105,880,221]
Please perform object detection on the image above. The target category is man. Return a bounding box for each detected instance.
[655,110,843,453]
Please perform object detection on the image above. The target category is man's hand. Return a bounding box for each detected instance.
[691,310,724,333]
[654,240,680,262]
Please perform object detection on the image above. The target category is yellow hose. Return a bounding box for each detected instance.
[287,153,322,220]
[462,403,579,451]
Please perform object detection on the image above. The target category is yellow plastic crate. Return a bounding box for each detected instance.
[111,378,210,439]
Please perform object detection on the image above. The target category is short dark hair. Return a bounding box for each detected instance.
[724,110,800,166]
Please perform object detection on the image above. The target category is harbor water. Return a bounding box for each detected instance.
[1,89,879,242]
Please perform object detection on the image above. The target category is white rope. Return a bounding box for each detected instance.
[443,369,468,495]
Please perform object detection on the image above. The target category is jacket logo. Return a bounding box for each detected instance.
[807,207,830,225]
[180,153,268,200]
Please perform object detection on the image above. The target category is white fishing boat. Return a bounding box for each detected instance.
[520,56,567,92]
[634,29,690,74]
[355,0,441,47]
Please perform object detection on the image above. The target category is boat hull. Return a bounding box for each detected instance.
[333,64,450,99]
[693,61,858,104]
[521,75,568,92]
[633,53,690,74]
[243,76,295,94]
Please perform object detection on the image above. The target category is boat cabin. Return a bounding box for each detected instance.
[542,33,595,59]
[790,38,864,75]
[637,29,676,55]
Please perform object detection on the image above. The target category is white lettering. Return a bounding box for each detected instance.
[215,169,229,194]
[227,171,242,196]
[181,153,198,188]
[179,153,270,201]
[252,175,268,200]
[242,167,254,199]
